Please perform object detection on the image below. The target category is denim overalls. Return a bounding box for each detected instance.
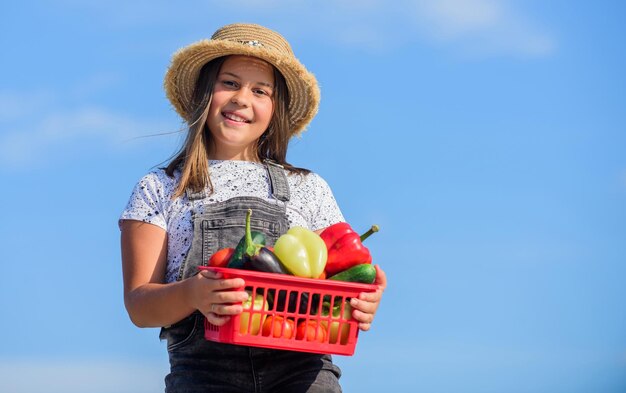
[160,160,342,393]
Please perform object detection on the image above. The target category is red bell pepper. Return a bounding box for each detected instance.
[320,223,379,276]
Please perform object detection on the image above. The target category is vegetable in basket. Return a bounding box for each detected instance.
[228,234,265,269]
[319,299,353,345]
[239,290,268,335]
[262,315,295,338]
[320,223,379,276]
[272,290,320,315]
[208,247,235,267]
[328,263,377,284]
[233,209,288,274]
[296,320,327,342]
[273,227,327,278]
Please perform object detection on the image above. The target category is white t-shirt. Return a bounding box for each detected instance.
[119,160,344,282]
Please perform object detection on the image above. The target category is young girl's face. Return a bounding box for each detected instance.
[206,55,275,160]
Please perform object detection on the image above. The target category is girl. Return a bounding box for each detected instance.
[120,23,386,392]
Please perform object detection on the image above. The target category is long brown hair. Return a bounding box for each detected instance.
[165,56,310,198]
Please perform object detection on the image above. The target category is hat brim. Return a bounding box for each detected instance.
[164,40,320,136]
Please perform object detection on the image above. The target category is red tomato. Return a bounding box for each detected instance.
[262,315,295,339]
[296,320,327,342]
[208,247,235,267]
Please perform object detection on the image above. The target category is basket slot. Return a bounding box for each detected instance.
[200,266,377,356]
[238,286,269,336]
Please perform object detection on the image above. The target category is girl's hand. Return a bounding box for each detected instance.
[350,265,387,331]
[188,269,249,327]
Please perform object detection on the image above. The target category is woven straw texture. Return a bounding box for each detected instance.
[164,23,320,136]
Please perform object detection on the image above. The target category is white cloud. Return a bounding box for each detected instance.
[212,0,555,57]
[412,0,555,57]
[333,24,389,50]
[0,101,178,168]
[48,0,555,57]
[416,0,503,36]
[0,91,54,121]
[0,358,167,393]
[69,72,123,99]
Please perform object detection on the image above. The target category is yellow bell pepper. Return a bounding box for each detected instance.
[273,227,327,278]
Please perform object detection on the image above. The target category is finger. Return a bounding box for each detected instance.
[358,322,372,331]
[357,289,383,303]
[197,273,246,296]
[199,270,246,290]
[351,307,375,325]
[216,277,246,290]
[350,297,378,314]
[205,312,231,326]
[209,302,245,316]
[211,289,249,305]
[374,265,387,289]
[200,269,222,279]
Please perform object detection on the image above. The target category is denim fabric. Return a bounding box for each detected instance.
[162,314,342,393]
[160,162,342,392]
[265,160,290,202]
[177,196,289,280]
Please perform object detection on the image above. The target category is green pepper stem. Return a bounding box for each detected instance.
[360,225,379,242]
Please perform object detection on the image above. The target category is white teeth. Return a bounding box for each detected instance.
[224,112,248,123]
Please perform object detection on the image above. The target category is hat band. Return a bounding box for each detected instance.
[240,40,264,47]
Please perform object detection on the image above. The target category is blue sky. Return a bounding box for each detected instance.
[1,0,625,392]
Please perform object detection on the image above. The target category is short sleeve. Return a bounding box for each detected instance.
[119,171,170,230]
[307,173,345,231]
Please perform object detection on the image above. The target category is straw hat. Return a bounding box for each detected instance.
[164,23,320,136]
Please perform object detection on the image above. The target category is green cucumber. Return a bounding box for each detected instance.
[328,264,376,284]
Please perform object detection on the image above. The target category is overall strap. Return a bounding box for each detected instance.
[264,159,290,202]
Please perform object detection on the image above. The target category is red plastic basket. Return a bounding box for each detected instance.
[198,266,377,356]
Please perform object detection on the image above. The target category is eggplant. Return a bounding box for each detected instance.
[229,230,266,269]
[244,247,289,274]
[228,209,267,269]
[273,290,321,315]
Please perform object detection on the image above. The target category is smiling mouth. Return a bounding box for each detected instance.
[222,112,251,123]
